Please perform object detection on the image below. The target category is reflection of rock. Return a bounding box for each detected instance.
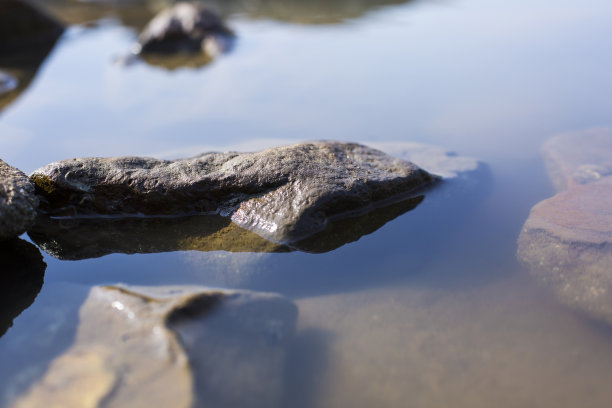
[0,0,64,53]
[28,194,423,259]
[542,128,612,191]
[0,159,39,240]
[135,2,235,70]
[14,284,297,408]
[0,71,19,95]
[0,239,46,338]
[31,141,437,244]
[0,0,63,114]
[518,128,612,325]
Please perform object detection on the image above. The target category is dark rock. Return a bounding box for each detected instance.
[0,0,64,54]
[0,238,46,338]
[28,194,423,259]
[13,284,297,408]
[31,141,437,244]
[0,1,63,115]
[133,2,234,69]
[0,159,39,240]
[518,129,612,325]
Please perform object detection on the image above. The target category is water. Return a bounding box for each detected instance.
[1,0,612,406]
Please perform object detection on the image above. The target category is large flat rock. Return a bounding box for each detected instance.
[518,128,612,324]
[31,141,437,244]
[13,285,297,408]
[0,159,39,240]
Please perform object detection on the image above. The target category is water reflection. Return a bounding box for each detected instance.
[0,239,46,338]
[0,0,63,114]
[28,194,423,260]
[32,0,418,28]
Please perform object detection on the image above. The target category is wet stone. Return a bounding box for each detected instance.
[0,159,39,241]
[518,129,612,325]
[31,141,437,244]
[13,285,298,408]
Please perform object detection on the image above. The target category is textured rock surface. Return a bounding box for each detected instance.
[31,141,437,244]
[14,285,297,408]
[0,238,46,338]
[28,195,423,259]
[0,160,39,240]
[518,128,612,324]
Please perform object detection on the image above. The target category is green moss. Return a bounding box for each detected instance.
[30,174,57,195]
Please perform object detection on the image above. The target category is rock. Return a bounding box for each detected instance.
[0,159,39,240]
[31,141,437,244]
[542,128,612,191]
[133,2,234,69]
[0,238,46,338]
[28,194,423,260]
[518,129,612,325]
[0,0,64,53]
[0,1,63,114]
[13,284,297,408]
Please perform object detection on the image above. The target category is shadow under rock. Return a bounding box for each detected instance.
[28,194,424,260]
[0,238,46,338]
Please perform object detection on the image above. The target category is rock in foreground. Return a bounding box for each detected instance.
[14,285,297,408]
[31,141,437,244]
[518,128,612,325]
[1,159,39,240]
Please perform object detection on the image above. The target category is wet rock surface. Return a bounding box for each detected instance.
[0,239,46,338]
[518,128,612,324]
[31,141,437,244]
[0,160,39,240]
[13,284,298,408]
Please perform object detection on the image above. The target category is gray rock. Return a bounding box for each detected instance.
[134,2,234,69]
[31,141,437,244]
[0,238,46,338]
[13,284,298,408]
[0,160,39,240]
[518,129,612,325]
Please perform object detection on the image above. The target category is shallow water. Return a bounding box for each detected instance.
[1,0,612,406]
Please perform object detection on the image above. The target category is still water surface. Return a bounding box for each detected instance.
[2,0,612,406]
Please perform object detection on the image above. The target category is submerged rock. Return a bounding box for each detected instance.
[518,128,612,325]
[31,141,437,244]
[0,159,39,240]
[133,2,234,69]
[0,239,46,338]
[13,285,297,408]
